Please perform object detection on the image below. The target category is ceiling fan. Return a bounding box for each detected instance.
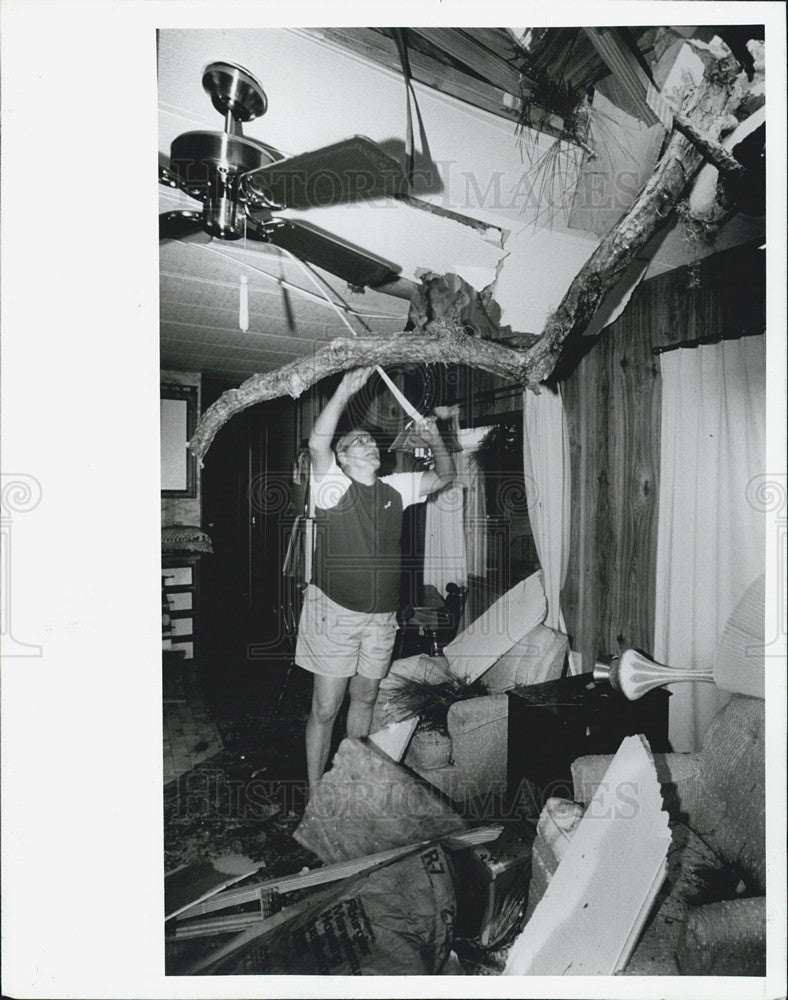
[159,61,413,298]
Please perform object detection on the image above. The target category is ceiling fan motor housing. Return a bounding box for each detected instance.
[169,131,277,239]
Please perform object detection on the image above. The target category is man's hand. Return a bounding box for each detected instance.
[415,414,456,495]
[411,415,440,443]
[411,414,452,447]
[339,366,375,399]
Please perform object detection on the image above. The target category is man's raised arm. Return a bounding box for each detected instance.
[418,417,456,496]
[308,367,375,476]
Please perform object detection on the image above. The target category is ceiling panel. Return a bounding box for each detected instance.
[156,26,575,382]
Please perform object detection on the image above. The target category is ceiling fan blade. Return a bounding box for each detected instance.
[241,136,403,210]
[249,218,401,289]
[159,210,210,243]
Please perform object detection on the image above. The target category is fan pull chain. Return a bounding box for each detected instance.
[239,274,249,331]
[196,242,398,319]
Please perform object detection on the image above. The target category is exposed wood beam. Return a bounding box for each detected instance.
[396,192,506,237]
[409,26,525,96]
[470,27,523,64]
[583,27,661,127]
[302,27,564,137]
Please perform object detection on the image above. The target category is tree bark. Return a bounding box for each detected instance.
[189,322,532,461]
[189,39,748,462]
[521,40,746,384]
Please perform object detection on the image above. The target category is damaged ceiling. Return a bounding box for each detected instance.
[159,26,765,382]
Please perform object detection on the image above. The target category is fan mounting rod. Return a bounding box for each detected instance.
[168,61,276,239]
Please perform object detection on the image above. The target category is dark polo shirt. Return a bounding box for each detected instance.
[311,458,423,614]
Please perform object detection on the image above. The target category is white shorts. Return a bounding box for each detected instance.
[295,584,398,679]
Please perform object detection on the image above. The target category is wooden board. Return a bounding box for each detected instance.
[410,27,524,96]
[583,28,661,127]
[172,824,503,921]
[562,243,766,671]
[164,854,260,920]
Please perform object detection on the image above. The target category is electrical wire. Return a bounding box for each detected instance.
[271,245,362,337]
[175,239,407,323]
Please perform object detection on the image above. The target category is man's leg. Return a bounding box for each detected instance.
[346,673,382,739]
[306,673,349,794]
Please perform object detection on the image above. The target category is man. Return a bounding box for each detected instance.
[295,366,456,794]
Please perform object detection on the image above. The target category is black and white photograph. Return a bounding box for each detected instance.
[1,3,786,998]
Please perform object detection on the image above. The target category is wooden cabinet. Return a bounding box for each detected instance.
[507,673,671,819]
[162,554,201,676]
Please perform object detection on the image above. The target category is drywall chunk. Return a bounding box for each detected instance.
[504,735,671,975]
[294,737,467,863]
[443,571,547,682]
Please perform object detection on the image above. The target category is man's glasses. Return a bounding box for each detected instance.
[343,433,376,448]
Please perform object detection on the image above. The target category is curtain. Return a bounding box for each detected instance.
[423,426,488,599]
[654,336,766,751]
[458,426,489,579]
[521,386,573,639]
[424,482,467,598]
[423,425,490,597]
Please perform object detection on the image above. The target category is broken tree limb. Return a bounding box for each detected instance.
[188,38,751,459]
[189,322,533,462]
[522,39,747,385]
[672,113,748,181]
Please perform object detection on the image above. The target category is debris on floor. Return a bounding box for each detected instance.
[165,853,262,920]
[179,844,458,975]
[294,736,468,863]
[503,734,671,975]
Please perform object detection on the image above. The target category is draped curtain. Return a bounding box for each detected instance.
[521,386,573,646]
[458,426,489,579]
[424,482,466,598]
[654,336,766,751]
[423,426,488,597]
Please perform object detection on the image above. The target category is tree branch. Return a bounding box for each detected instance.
[672,113,748,181]
[189,323,532,462]
[519,39,746,384]
[189,38,750,461]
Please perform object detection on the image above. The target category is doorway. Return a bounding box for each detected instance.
[200,379,299,693]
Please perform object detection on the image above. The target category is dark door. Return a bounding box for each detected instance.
[201,381,297,687]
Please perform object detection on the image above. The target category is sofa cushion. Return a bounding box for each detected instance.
[480,625,569,693]
[442,571,546,682]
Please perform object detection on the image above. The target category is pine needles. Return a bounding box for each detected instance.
[388,670,490,734]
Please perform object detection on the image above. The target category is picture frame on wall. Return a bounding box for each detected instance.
[161,383,198,497]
